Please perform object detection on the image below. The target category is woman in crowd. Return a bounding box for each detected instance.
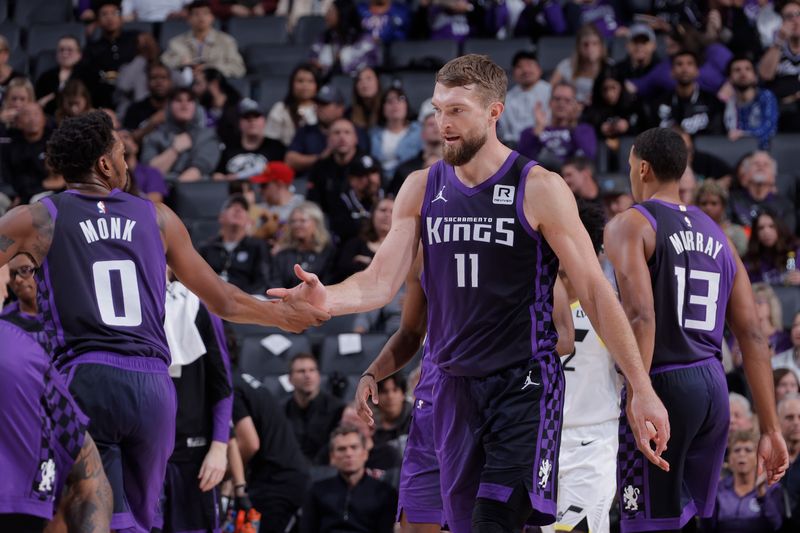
[774,311,800,378]
[705,430,784,532]
[369,87,421,180]
[55,79,93,124]
[582,65,643,150]
[334,197,392,281]
[550,24,609,106]
[743,209,800,286]
[349,66,382,129]
[774,368,800,405]
[35,35,95,115]
[0,77,35,129]
[752,283,792,354]
[696,180,748,257]
[264,64,318,147]
[269,201,336,288]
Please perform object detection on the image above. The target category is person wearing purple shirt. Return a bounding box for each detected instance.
[704,430,784,532]
[564,0,622,39]
[358,0,411,43]
[518,82,597,167]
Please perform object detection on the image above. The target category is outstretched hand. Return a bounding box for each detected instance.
[355,374,379,427]
[267,265,331,333]
[627,387,671,472]
[757,430,789,485]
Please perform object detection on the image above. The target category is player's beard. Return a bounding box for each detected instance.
[443,129,487,166]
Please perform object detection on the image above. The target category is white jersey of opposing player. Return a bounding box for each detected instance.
[561,301,622,429]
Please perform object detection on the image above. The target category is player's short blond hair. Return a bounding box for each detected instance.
[435,54,507,105]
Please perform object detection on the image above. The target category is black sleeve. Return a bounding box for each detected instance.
[232,379,251,424]
[316,244,338,285]
[377,484,398,533]
[250,239,270,295]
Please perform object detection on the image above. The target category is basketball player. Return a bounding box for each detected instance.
[356,254,574,533]
[0,111,328,533]
[271,55,670,533]
[542,200,622,533]
[604,127,788,532]
[0,316,112,532]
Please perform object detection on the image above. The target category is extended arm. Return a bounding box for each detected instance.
[234,416,260,465]
[527,169,669,470]
[727,252,789,484]
[157,203,328,332]
[553,276,575,356]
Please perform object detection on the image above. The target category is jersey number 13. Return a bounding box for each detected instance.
[674,266,720,332]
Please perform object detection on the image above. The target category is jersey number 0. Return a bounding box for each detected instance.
[92,260,143,327]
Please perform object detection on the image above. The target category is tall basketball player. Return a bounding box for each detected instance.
[270,55,669,533]
[0,111,328,533]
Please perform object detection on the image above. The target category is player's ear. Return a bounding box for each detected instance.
[96,152,114,180]
[488,101,504,122]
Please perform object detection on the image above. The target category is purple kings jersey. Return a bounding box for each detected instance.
[0,318,88,518]
[38,190,170,369]
[633,200,737,368]
[421,152,559,377]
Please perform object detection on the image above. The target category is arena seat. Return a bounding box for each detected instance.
[246,45,308,76]
[13,0,72,26]
[388,39,459,71]
[292,15,325,45]
[228,15,289,48]
[0,21,20,50]
[239,332,313,380]
[184,218,220,247]
[27,23,85,56]
[694,136,759,168]
[536,36,575,76]
[254,75,287,111]
[388,71,435,114]
[770,134,800,175]
[171,181,230,219]
[463,38,533,70]
[318,333,389,375]
[0,0,8,25]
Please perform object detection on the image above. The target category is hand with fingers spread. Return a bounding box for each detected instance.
[198,441,228,492]
[628,386,671,472]
[356,373,379,427]
[757,430,789,485]
[267,264,329,311]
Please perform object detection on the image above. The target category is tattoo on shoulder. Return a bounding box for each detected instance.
[0,234,13,252]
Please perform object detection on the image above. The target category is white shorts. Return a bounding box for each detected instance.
[542,419,618,533]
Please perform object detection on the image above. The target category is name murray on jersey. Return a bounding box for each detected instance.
[79,217,136,244]
[426,216,515,246]
[668,229,724,260]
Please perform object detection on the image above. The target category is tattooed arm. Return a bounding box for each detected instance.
[0,202,54,267]
[60,433,113,533]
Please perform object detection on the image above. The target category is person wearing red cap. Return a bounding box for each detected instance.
[252,161,305,227]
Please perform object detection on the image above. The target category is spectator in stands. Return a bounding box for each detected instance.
[357,0,411,43]
[161,275,231,533]
[1,253,41,336]
[307,117,365,213]
[199,194,270,294]
[730,392,756,433]
[349,66,382,129]
[743,210,800,286]
[270,201,336,287]
[194,67,241,147]
[705,0,763,59]
[616,23,660,83]
[563,0,622,38]
[285,353,345,464]
[277,0,334,31]
[141,86,221,181]
[759,0,800,131]
[335,196,392,281]
[0,36,20,107]
[124,61,174,142]
[550,24,610,106]
[329,154,383,244]
[116,32,164,116]
[775,313,800,375]
[373,374,412,449]
[679,166,698,205]
[210,0,277,19]
[1,103,50,203]
[161,1,246,79]
[561,156,602,210]
[706,430,785,532]
[512,0,567,40]
[673,126,733,183]
[215,99,286,181]
[310,0,380,78]
[729,151,796,232]
[390,108,441,196]
[651,50,724,135]
[724,56,778,149]
[779,393,800,462]
[300,425,397,533]
[696,180,748,257]
[122,0,191,21]
[265,64,319,148]
[775,367,800,404]
[0,77,35,130]
[35,36,97,116]
[425,0,507,42]
[518,82,597,167]
[85,1,140,109]
[749,283,793,355]
[54,79,93,124]
[499,51,551,145]
[369,87,421,180]
[233,373,310,533]
[286,85,368,175]
[252,161,304,229]
[583,65,643,149]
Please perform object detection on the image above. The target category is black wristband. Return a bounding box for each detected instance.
[360,372,376,381]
